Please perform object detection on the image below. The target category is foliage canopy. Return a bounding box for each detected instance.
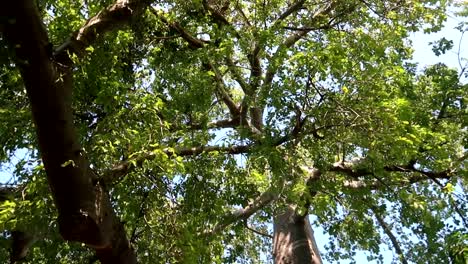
[0,0,467,263]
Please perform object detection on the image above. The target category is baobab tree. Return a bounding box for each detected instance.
[0,0,466,263]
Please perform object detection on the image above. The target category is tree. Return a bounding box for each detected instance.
[0,0,466,263]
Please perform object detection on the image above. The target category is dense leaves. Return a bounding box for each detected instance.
[1,0,467,263]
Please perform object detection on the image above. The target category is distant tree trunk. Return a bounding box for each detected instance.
[273,205,323,264]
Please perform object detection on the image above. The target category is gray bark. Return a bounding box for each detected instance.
[273,206,322,264]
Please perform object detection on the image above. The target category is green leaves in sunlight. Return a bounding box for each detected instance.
[1,0,467,263]
[430,37,454,56]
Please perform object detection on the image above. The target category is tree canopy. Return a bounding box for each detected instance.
[0,0,467,263]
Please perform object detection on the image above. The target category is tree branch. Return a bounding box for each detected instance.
[202,0,233,30]
[244,41,263,131]
[275,0,307,24]
[234,2,253,28]
[151,8,206,49]
[274,106,308,145]
[263,1,337,89]
[147,11,242,121]
[102,144,252,183]
[54,0,151,63]
[187,118,241,130]
[245,223,273,239]
[1,0,151,262]
[225,57,250,94]
[369,205,409,264]
[207,62,241,118]
[325,158,461,194]
[205,190,278,237]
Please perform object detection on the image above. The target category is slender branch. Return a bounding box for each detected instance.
[104,118,318,185]
[263,1,337,90]
[151,8,205,49]
[154,2,256,132]
[202,0,230,25]
[234,2,253,28]
[369,205,409,264]
[208,62,241,117]
[201,0,242,40]
[330,159,454,183]
[187,118,240,130]
[148,10,242,120]
[284,1,336,47]
[457,28,466,76]
[129,191,149,244]
[274,106,309,145]
[449,195,468,227]
[283,24,336,31]
[302,158,460,192]
[102,144,252,184]
[245,223,273,239]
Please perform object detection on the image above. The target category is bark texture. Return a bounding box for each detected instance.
[273,206,322,264]
[0,1,142,263]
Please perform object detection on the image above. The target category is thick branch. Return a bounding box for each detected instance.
[248,42,262,91]
[299,157,461,192]
[225,57,250,93]
[275,0,307,23]
[1,1,149,263]
[54,0,150,63]
[206,190,278,237]
[244,42,263,131]
[104,118,317,185]
[202,0,237,34]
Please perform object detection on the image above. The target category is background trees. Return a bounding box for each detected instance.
[0,0,467,263]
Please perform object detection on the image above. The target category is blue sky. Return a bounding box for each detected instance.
[412,8,467,78]
[1,5,467,264]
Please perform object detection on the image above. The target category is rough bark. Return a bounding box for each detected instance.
[0,1,138,263]
[273,206,322,264]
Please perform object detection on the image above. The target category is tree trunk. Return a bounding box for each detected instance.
[1,1,136,263]
[273,205,323,264]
